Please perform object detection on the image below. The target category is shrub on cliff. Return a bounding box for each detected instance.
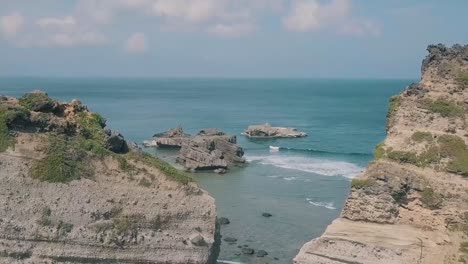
[423,99,463,117]
[411,131,433,142]
[420,188,443,209]
[386,95,401,129]
[456,70,468,90]
[19,92,56,112]
[351,178,375,189]
[0,104,29,152]
[32,135,93,183]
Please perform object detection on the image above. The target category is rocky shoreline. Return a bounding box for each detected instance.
[242,123,307,138]
[294,44,468,263]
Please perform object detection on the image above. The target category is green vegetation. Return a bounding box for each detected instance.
[460,242,468,254]
[127,152,192,184]
[57,221,74,235]
[138,177,152,187]
[386,95,401,127]
[351,178,375,189]
[38,207,52,226]
[411,131,433,143]
[0,104,28,152]
[18,92,55,111]
[422,99,464,118]
[149,215,162,230]
[374,142,386,159]
[456,70,468,90]
[76,112,107,143]
[31,135,93,183]
[387,151,418,164]
[420,188,443,209]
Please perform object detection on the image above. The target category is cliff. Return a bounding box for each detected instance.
[294,44,468,264]
[0,92,220,263]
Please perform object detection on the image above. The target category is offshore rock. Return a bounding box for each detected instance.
[144,127,191,148]
[177,129,245,171]
[242,123,307,138]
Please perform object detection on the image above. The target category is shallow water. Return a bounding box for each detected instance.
[0,78,410,263]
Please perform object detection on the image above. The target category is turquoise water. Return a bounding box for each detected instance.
[1,78,410,263]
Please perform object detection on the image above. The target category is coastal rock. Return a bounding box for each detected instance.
[0,93,220,264]
[146,127,191,148]
[262,212,273,218]
[294,44,468,264]
[223,236,238,243]
[104,129,129,154]
[177,129,245,171]
[241,248,255,255]
[242,123,307,138]
[218,217,230,225]
[256,250,268,257]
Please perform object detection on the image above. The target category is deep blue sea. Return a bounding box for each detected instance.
[0,78,410,263]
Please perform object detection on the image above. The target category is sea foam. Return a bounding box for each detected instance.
[247,154,363,178]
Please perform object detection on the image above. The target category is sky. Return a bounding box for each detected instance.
[0,0,467,78]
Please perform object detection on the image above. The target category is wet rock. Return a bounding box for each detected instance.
[214,168,227,174]
[241,248,255,255]
[218,217,230,225]
[223,237,237,243]
[146,127,191,148]
[256,250,268,257]
[262,212,273,218]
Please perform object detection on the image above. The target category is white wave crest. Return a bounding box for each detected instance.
[246,155,363,178]
[306,199,337,210]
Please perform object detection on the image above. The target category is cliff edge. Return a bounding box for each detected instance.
[0,92,220,263]
[294,44,468,264]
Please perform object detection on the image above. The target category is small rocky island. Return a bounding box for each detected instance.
[242,123,307,138]
[145,127,245,173]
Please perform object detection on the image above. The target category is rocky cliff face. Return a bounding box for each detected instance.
[294,44,468,264]
[0,92,220,263]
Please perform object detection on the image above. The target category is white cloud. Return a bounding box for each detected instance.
[124,32,148,53]
[283,0,379,36]
[36,16,76,31]
[0,12,24,37]
[208,23,255,37]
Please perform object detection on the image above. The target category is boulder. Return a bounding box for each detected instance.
[262,212,272,218]
[105,130,129,154]
[256,250,268,257]
[218,217,230,225]
[223,237,238,243]
[242,123,307,138]
[189,234,206,246]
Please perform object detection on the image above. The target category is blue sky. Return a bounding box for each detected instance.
[0,0,467,78]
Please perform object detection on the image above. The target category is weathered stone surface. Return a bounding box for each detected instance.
[177,129,245,171]
[242,123,307,138]
[145,127,191,148]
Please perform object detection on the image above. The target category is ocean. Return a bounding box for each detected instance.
[0,78,410,263]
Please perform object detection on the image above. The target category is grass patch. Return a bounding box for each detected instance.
[31,135,93,183]
[456,70,468,90]
[374,142,386,159]
[411,131,433,143]
[138,177,152,187]
[460,242,468,254]
[386,95,401,128]
[420,188,443,209]
[351,178,375,189]
[387,150,418,164]
[76,112,107,143]
[0,104,29,152]
[127,152,192,184]
[422,99,464,118]
[18,92,55,112]
[38,207,52,226]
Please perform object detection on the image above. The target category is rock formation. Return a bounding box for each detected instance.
[0,91,220,263]
[144,127,191,148]
[145,128,245,172]
[177,129,245,172]
[294,44,468,264]
[242,123,307,138]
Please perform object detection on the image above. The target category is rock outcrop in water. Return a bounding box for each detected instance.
[177,129,245,172]
[295,44,468,264]
[145,128,245,173]
[0,92,220,263]
[242,123,307,138]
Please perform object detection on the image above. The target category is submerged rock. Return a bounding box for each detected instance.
[242,123,307,138]
[218,217,230,225]
[242,248,255,255]
[257,250,268,257]
[262,212,273,218]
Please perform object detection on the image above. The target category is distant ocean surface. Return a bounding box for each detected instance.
[0,78,411,263]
